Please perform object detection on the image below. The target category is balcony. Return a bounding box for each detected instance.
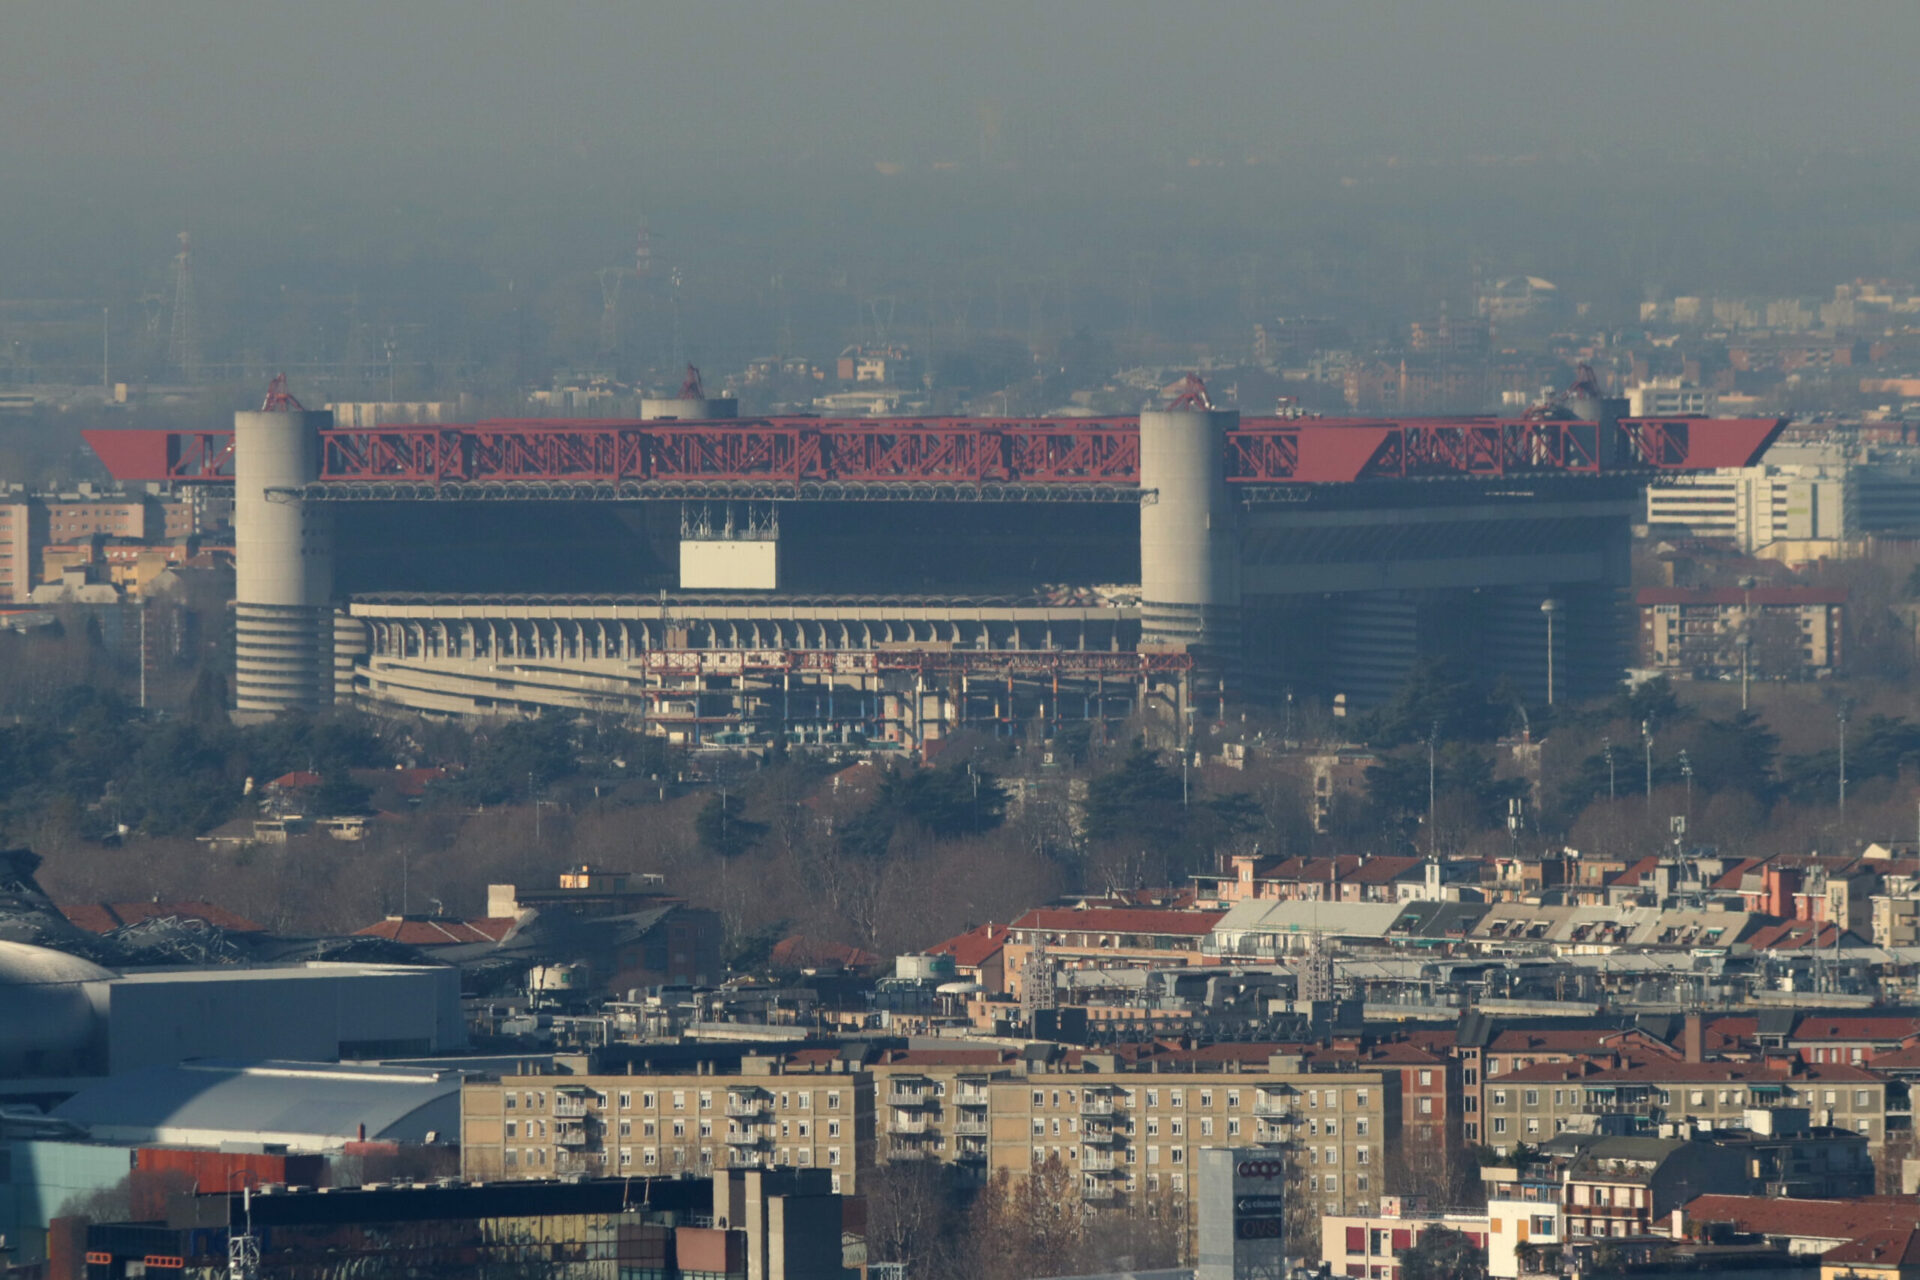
[1253,1095,1294,1117]
[556,1128,589,1148]
[952,1117,989,1136]
[1082,1181,1117,1201]
[725,1098,772,1120]
[955,1089,991,1109]
[887,1145,938,1162]
[890,1114,932,1136]
[553,1100,589,1119]
[887,1090,934,1109]
[1081,1124,1124,1146]
[956,1139,988,1163]
[1081,1096,1116,1116]
[1081,1150,1118,1172]
[724,1127,770,1146]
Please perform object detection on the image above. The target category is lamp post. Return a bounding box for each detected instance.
[1428,719,1440,859]
[1541,598,1560,707]
[1738,576,1756,712]
[1642,719,1654,814]
[1679,749,1693,825]
[1838,707,1849,838]
[1603,735,1615,803]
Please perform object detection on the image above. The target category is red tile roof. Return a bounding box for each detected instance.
[1686,1195,1920,1244]
[349,766,450,797]
[1789,1016,1920,1044]
[928,922,1007,969]
[1825,1229,1920,1269]
[268,771,324,790]
[61,900,266,934]
[1011,906,1224,936]
[353,916,514,945]
[769,934,881,971]
[1587,1058,1878,1085]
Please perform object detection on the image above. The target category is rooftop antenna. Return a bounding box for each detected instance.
[227,1181,258,1280]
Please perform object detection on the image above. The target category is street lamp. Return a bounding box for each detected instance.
[1642,719,1654,814]
[1738,576,1757,712]
[1428,720,1440,859]
[1540,598,1560,707]
[1838,706,1850,837]
[1602,735,1615,803]
[1679,749,1693,825]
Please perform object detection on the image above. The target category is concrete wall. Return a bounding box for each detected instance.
[99,964,463,1074]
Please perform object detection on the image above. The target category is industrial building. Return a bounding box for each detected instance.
[0,938,463,1092]
[86,382,1781,740]
[77,1169,848,1280]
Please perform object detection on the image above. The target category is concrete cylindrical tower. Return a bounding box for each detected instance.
[233,408,335,718]
[1138,407,1241,660]
[638,395,738,421]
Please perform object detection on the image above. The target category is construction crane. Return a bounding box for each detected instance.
[1524,361,1603,420]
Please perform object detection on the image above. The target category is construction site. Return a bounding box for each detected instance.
[84,373,1783,749]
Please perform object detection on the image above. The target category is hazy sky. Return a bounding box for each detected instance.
[8,1,1920,169]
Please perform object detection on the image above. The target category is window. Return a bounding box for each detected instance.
[1324,1147,1337,1165]
[1171,1148,1184,1163]
[619,1091,631,1110]
[505,1121,517,1138]
[1201,1090,1213,1108]
[1034,1090,1045,1106]
[505,1095,517,1110]
[699,1121,712,1139]
[829,1092,842,1111]
[1171,1089,1184,1108]
[1492,1091,1508,1107]
[798,1121,810,1137]
[1148,1147,1160,1165]
[1689,1091,1705,1106]
[1418,1070,1433,1087]
[1147,1090,1159,1107]
[1228,1119,1241,1136]
[673,1120,686,1138]
[1228,1091,1241,1109]
[1523,1091,1539,1107]
[1357,1173,1369,1192]
[828,1121,841,1138]
[643,1093,656,1110]
[673,1092,686,1111]
[1354,1090,1365,1108]
[798,1092,812,1110]
[1170,1119,1183,1136]
[1856,1091,1873,1108]
[619,1121,632,1138]
[1418,1098,1433,1116]
[619,1148,633,1167]
[1355,1118,1368,1136]
[1492,1118,1508,1135]
[699,1091,712,1111]
[1525,1119,1540,1135]
[828,1148,841,1166]
[1356,1147,1369,1165]
[1146,1118,1159,1136]
[1201,1118,1214,1137]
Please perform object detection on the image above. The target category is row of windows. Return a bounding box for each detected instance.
[1487,1086,1877,1109]
[501,1088,843,1113]
[504,1118,845,1141]
[1029,1085,1368,1109]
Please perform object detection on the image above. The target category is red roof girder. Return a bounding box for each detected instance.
[84,414,1787,487]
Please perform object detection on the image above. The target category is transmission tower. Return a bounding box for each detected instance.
[1020,942,1057,1022]
[167,232,201,383]
[599,267,626,358]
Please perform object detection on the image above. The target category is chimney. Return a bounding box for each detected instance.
[1684,1012,1704,1063]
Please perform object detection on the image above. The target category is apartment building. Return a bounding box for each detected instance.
[1001,906,1223,999]
[460,1053,877,1194]
[867,1045,1401,1224]
[1456,1020,1677,1145]
[1638,586,1845,677]
[1478,1058,1887,1154]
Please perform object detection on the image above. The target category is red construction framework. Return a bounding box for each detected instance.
[82,413,1784,489]
[634,647,1192,678]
